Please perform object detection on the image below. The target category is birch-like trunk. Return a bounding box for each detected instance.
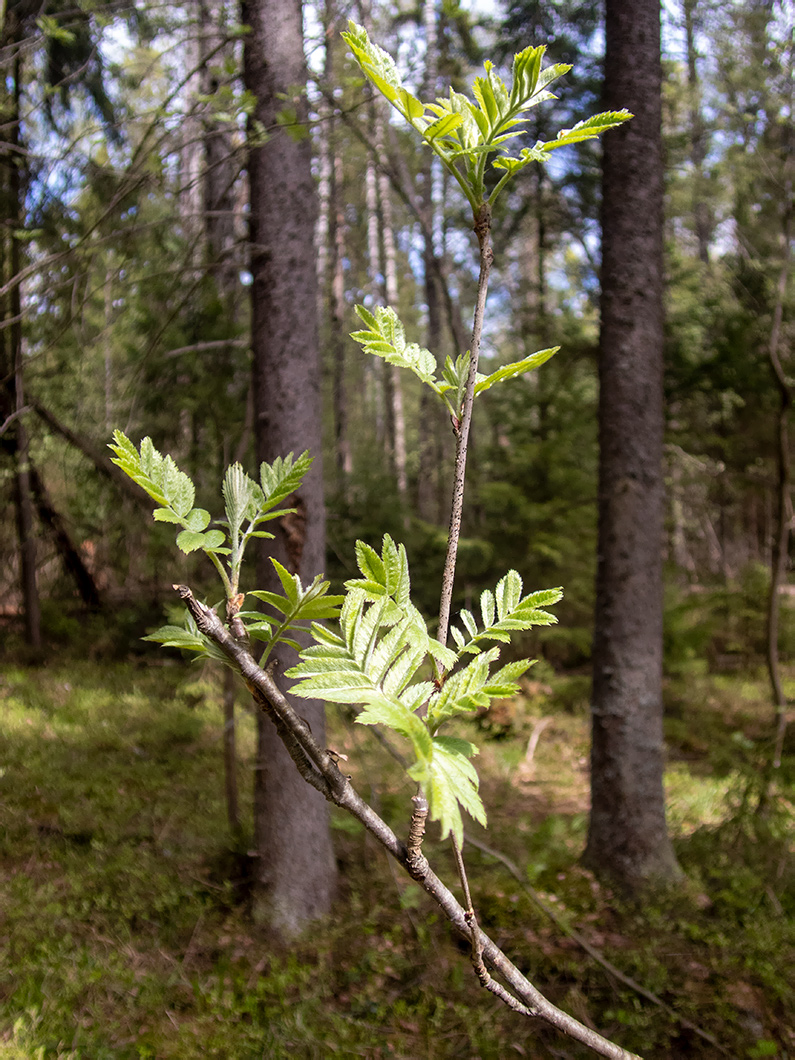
[374,113,408,497]
[684,0,711,265]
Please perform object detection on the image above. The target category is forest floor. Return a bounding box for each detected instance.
[0,652,793,1059]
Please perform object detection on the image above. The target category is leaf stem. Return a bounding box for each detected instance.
[208,551,234,598]
[437,203,493,648]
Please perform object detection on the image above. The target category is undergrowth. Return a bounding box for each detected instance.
[1,660,793,1058]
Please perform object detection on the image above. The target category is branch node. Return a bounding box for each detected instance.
[406,792,430,879]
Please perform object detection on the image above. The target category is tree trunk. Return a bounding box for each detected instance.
[0,42,41,650]
[199,0,239,299]
[683,0,711,265]
[28,462,102,608]
[765,203,792,774]
[584,0,680,888]
[243,0,336,935]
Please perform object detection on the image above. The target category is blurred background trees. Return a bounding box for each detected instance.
[0,0,792,881]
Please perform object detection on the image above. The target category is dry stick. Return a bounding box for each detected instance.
[175,585,640,1060]
[465,835,730,1056]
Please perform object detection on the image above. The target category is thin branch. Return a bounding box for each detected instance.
[0,404,29,437]
[163,338,249,360]
[29,398,153,508]
[175,584,642,1060]
[466,834,730,1056]
[437,204,493,647]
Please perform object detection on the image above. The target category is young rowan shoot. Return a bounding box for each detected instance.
[111,32,638,1060]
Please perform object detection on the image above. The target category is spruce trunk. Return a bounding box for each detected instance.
[585,0,680,888]
[243,0,336,934]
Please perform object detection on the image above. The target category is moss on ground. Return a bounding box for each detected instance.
[1,660,793,1058]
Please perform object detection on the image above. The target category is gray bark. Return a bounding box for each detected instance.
[585,0,681,887]
[374,112,408,496]
[243,0,336,934]
[416,0,443,522]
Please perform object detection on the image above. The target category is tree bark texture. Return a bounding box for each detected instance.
[585,0,680,887]
[243,0,336,934]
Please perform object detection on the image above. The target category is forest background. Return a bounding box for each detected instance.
[0,0,794,1057]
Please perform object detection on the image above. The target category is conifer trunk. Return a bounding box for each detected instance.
[243,0,336,935]
[585,0,680,888]
[0,42,40,650]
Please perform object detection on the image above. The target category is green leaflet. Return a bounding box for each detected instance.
[110,434,330,661]
[409,736,486,847]
[176,529,226,554]
[357,692,433,767]
[259,451,313,509]
[287,536,544,845]
[352,310,561,419]
[449,572,563,656]
[244,560,343,664]
[351,306,439,389]
[142,611,227,665]
[342,21,631,214]
[110,432,227,558]
[287,541,446,726]
[346,534,412,608]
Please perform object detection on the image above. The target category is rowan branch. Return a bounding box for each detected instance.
[437,203,493,648]
[174,582,643,1060]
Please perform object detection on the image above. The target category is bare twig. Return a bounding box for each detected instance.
[0,404,29,436]
[517,716,554,782]
[466,834,730,1056]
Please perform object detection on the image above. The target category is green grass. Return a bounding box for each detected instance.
[1,659,794,1058]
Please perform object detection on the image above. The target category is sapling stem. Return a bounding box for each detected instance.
[437,203,493,648]
[175,583,642,1059]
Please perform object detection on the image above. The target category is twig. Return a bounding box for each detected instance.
[437,203,493,648]
[175,583,641,1060]
[517,716,554,782]
[465,834,730,1056]
[0,404,29,436]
